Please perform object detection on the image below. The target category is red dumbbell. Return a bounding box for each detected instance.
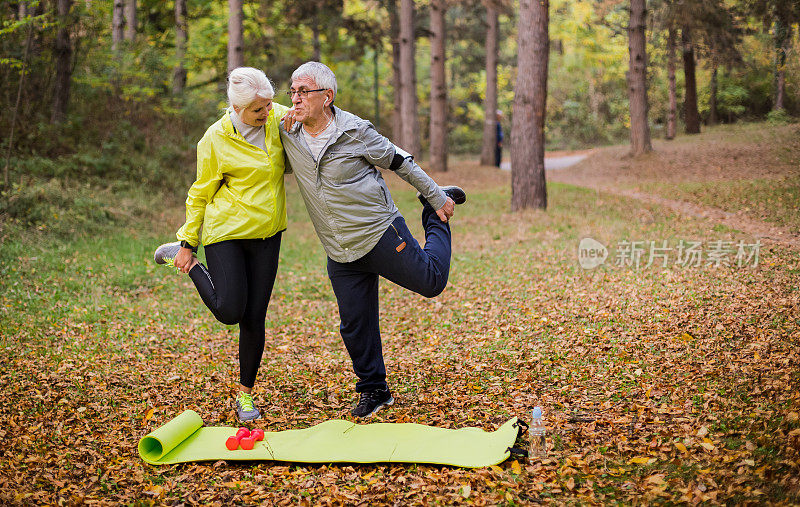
[240,436,255,450]
[251,429,264,442]
[236,427,250,439]
[225,435,240,450]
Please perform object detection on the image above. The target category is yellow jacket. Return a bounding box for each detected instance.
[177,104,289,247]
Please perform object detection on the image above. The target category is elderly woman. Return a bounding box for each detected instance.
[153,67,289,422]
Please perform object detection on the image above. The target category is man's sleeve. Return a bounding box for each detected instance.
[360,123,447,210]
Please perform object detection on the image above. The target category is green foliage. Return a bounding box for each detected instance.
[0,178,113,237]
[766,108,793,124]
[544,0,630,148]
[699,72,749,121]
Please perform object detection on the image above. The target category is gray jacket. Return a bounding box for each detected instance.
[280,107,447,263]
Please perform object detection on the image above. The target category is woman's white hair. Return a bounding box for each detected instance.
[291,61,337,103]
[227,67,274,108]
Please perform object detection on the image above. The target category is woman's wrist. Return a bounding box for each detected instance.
[179,240,198,253]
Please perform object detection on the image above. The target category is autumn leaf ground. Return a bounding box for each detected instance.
[1,122,799,505]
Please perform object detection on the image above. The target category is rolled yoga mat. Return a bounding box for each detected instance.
[138,410,525,467]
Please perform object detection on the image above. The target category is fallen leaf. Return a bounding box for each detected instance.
[144,485,163,497]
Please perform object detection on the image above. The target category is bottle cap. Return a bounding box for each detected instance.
[532,406,542,418]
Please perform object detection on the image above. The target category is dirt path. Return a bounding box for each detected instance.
[586,184,800,249]
[546,134,800,249]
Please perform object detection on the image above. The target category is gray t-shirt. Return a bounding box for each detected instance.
[302,119,337,161]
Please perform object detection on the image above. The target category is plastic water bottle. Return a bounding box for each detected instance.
[529,406,547,458]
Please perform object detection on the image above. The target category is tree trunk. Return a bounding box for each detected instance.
[312,8,321,61]
[666,27,677,140]
[18,1,27,18]
[373,48,381,130]
[398,0,421,156]
[708,64,718,125]
[410,4,421,147]
[173,0,187,95]
[588,78,601,120]
[627,0,652,155]
[429,0,447,172]
[682,28,700,134]
[511,0,549,211]
[51,0,73,124]
[4,16,35,187]
[480,6,499,167]
[399,0,422,158]
[389,0,402,140]
[123,0,136,41]
[774,19,791,111]
[112,0,124,51]
[227,0,244,74]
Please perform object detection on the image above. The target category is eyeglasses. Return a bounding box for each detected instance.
[286,88,327,98]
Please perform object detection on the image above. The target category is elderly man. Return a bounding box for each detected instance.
[280,62,466,418]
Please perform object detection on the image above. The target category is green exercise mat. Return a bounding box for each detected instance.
[138,410,525,467]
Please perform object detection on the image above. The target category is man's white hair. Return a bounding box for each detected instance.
[291,61,337,102]
[227,67,274,108]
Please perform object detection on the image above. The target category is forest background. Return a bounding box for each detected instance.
[1,0,798,236]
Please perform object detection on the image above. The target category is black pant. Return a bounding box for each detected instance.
[327,207,451,393]
[188,234,282,388]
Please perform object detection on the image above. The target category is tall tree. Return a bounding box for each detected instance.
[708,65,719,124]
[742,1,800,111]
[51,0,73,124]
[480,5,499,166]
[398,0,421,156]
[112,0,124,51]
[666,26,678,139]
[228,0,244,74]
[429,0,448,172]
[656,0,741,131]
[627,0,652,154]
[123,0,136,41]
[511,0,549,210]
[312,11,321,61]
[5,5,35,186]
[389,0,402,139]
[173,0,187,95]
[772,17,793,110]
[681,28,700,134]
[284,2,347,63]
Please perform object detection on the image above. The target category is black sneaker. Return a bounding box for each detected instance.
[417,185,467,207]
[351,388,394,418]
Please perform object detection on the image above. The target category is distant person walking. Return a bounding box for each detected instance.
[152,67,289,422]
[280,62,466,418]
[495,109,504,167]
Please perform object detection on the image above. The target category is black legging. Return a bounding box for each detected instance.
[188,234,282,388]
